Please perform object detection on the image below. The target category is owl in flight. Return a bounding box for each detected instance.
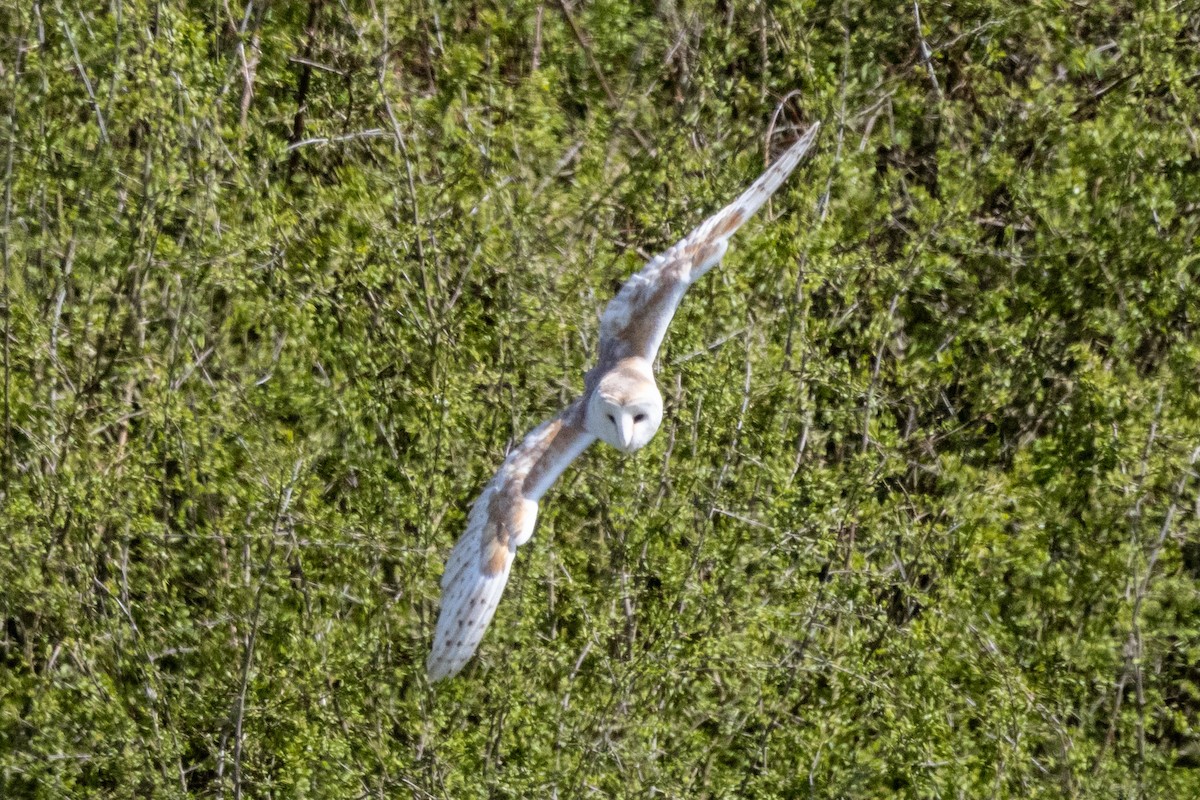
[428,123,821,680]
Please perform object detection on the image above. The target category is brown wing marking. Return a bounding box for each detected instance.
[521,413,576,494]
[479,407,585,574]
[428,402,595,680]
[711,207,745,238]
[595,123,820,368]
[481,512,510,576]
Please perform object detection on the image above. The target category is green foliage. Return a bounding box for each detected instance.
[2,0,1198,796]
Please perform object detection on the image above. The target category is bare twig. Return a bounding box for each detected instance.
[671,327,748,365]
[862,291,902,452]
[555,0,653,152]
[819,0,851,223]
[1,13,19,487]
[286,0,326,178]
[367,0,434,314]
[765,89,807,162]
[57,4,109,144]
[709,331,755,519]
[288,55,345,75]
[532,4,545,71]
[912,0,943,99]
[232,460,303,800]
[1097,419,1199,773]
[285,128,388,151]
[239,4,264,129]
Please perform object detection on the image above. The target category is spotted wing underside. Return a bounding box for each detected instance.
[427,402,595,681]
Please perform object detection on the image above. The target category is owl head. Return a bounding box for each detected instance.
[585,359,663,453]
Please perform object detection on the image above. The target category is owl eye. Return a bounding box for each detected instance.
[607,414,616,424]
[633,413,647,423]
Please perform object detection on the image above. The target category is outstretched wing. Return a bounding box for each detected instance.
[595,123,820,369]
[427,401,595,681]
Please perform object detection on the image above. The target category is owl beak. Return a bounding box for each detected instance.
[618,414,634,451]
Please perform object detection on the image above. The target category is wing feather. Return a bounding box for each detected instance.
[429,124,820,680]
[427,402,595,681]
[595,123,820,369]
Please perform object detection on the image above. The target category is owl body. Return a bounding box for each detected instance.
[427,124,821,681]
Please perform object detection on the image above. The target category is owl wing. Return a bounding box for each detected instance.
[427,401,596,681]
[595,123,820,370]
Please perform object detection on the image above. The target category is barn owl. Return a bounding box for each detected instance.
[427,124,821,680]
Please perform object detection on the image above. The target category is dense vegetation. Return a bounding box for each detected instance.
[2,1,1199,796]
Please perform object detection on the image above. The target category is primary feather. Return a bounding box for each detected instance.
[596,122,821,367]
[428,124,820,680]
[427,403,594,681]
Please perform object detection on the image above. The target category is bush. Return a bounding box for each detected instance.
[1,1,1197,796]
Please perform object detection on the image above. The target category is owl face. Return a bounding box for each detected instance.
[589,389,662,453]
[586,363,663,454]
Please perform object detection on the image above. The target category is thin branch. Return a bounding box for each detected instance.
[1,13,19,488]
[709,330,755,519]
[367,0,435,316]
[555,0,653,152]
[818,0,851,223]
[286,0,326,178]
[912,0,942,99]
[57,4,109,144]
[232,460,303,800]
[233,1,265,130]
[288,55,345,75]
[532,4,545,71]
[285,128,388,151]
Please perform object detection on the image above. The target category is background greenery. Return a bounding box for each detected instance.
[2,0,1198,796]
